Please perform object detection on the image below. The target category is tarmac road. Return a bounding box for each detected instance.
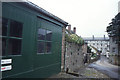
[88,56,120,79]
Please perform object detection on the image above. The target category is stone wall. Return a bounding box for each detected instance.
[64,42,85,73]
[109,55,120,66]
[82,43,87,54]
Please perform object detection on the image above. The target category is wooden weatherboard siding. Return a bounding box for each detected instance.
[2,2,67,78]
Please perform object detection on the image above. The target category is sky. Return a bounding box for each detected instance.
[28,0,119,37]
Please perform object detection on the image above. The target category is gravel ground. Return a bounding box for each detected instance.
[49,67,110,79]
[80,67,109,78]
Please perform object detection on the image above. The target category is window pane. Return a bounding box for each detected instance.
[46,42,51,53]
[9,20,23,38]
[2,18,8,36]
[37,41,45,53]
[46,30,52,41]
[1,38,6,56]
[8,39,22,55]
[38,28,46,40]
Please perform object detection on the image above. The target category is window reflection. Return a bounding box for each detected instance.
[46,30,52,41]
[38,28,46,40]
[37,41,45,53]
[46,42,51,53]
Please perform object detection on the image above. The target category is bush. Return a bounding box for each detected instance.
[65,34,84,45]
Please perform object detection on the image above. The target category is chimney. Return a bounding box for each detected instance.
[104,35,105,40]
[68,25,71,32]
[73,27,76,34]
[92,35,94,40]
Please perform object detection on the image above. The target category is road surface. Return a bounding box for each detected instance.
[88,56,120,79]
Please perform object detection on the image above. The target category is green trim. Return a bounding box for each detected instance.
[0,36,7,38]
[9,37,22,40]
[37,40,45,42]
[37,40,52,42]
[37,52,45,55]
[45,41,52,42]
[45,52,52,54]
[7,54,22,57]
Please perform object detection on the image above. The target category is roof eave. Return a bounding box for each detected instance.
[20,1,68,26]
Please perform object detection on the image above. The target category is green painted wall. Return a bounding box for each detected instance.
[2,2,63,78]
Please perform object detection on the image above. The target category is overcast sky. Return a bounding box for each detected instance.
[29,0,119,37]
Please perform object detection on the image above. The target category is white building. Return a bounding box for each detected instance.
[118,1,120,13]
[83,35,109,55]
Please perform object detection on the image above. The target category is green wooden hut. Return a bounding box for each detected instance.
[1,1,68,78]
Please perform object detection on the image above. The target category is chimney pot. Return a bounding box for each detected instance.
[73,27,76,34]
[93,35,94,40]
[104,35,105,40]
[68,25,71,32]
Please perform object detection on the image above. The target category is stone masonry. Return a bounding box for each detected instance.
[64,42,84,73]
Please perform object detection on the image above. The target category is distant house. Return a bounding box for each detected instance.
[83,35,109,55]
[106,12,120,65]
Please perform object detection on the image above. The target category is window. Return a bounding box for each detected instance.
[105,43,107,45]
[1,18,23,56]
[8,39,22,55]
[37,28,52,54]
[112,48,115,52]
[38,28,46,40]
[2,18,8,36]
[46,30,52,41]
[101,43,102,46]
[105,48,107,50]
[37,41,45,53]
[9,20,23,37]
[46,42,51,53]
[112,38,115,42]
[2,38,6,56]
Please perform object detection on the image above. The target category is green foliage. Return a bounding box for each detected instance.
[65,33,84,45]
[91,52,97,57]
[87,46,92,53]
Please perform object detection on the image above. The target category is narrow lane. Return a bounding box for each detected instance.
[88,56,120,79]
